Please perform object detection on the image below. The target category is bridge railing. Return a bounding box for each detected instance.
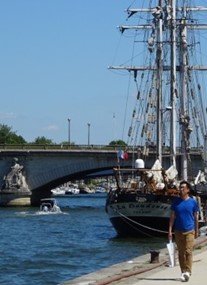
[0,144,131,151]
[0,144,204,155]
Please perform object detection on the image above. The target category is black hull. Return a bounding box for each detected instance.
[109,215,169,238]
[106,191,176,238]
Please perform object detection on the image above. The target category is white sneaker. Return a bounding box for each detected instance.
[183,272,190,282]
[180,273,185,282]
[180,273,186,282]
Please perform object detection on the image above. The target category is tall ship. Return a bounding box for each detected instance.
[106,0,207,237]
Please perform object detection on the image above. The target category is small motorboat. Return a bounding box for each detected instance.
[39,198,61,213]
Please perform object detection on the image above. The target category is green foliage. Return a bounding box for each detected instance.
[8,133,26,144]
[33,136,54,145]
[108,140,127,146]
[61,141,75,145]
[0,124,27,144]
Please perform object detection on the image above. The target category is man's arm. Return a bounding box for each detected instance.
[194,212,199,238]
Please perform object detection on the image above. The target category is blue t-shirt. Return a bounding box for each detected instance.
[171,197,199,231]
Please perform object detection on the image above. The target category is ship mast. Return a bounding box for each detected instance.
[177,3,207,180]
[179,5,188,180]
[108,1,207,177]
[170,0,177,170]
[156,0,163,164]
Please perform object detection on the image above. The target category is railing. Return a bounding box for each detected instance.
[0,144,129,151]
[0,144,203,155]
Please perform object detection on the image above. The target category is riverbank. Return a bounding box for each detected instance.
[59,235,207,285]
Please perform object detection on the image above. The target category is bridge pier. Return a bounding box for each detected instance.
[0,190,31,206]
[0,189,52,207]
[30,189,52,206]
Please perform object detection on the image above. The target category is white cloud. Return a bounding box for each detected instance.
[42,125,59,132]
[0,112,17,119]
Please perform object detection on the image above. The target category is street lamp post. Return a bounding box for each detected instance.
[87,123,90,146]
[68,118,71,144]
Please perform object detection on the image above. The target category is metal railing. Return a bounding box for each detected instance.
[0,144,203,155]
[0,144,128,151]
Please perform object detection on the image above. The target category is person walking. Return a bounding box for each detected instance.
[168,180,199,282]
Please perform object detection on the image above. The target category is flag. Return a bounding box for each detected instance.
[117,150,124,159]
[117,150,128,160]
[124,152,129,160]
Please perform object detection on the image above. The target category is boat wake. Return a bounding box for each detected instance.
[16,210,69,216]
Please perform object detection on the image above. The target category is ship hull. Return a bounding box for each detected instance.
[106,192,175,237]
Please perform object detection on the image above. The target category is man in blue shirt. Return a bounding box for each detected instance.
[168,180,199,282]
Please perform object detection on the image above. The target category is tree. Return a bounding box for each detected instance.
[0,124,27,144]
[108,140,127,146]
[33,136,53,145]
[61,141,75,145]
[8,133,26,144]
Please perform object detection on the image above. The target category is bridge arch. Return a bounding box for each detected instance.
[0,149,121,205]
[0,146,203,205]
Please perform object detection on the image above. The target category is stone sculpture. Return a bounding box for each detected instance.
[2,158,30,192]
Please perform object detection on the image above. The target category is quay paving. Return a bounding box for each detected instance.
[58,236,207,285]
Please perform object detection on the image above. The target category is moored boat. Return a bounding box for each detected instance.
[95,186,107,193]
[51,187,66,196]
[65,183,80,195]
[106,0,207,237]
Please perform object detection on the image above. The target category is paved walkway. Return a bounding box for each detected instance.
[59,236,207,285]
[111,248,207,285]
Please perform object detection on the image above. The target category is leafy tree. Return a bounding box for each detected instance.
[33,136,53,145]
[7,133,26,144]
[0,124,27,144]
[108,140,127,146]
[61,141,75,145]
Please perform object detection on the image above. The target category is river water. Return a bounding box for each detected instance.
[0,193,165,285]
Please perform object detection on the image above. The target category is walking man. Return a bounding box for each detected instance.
[168,180,199,282]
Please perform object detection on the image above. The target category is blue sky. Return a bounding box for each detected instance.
[0,0,137,145]
[1,0,207,146]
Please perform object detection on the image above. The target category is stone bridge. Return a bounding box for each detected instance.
[0,145,204,206]
[0,147,124,206]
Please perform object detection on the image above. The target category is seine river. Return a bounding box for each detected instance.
[0,194,165,285]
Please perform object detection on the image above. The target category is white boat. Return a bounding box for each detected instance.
[106,1,207,237]
[51,187,66,196]
[65,183,80,195]
[95,186,106,193]
[40,198,61,213]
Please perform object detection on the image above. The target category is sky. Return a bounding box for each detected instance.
[0,0,137,145]
[1,0,207,146]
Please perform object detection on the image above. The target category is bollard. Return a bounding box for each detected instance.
[150,250,160,263]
